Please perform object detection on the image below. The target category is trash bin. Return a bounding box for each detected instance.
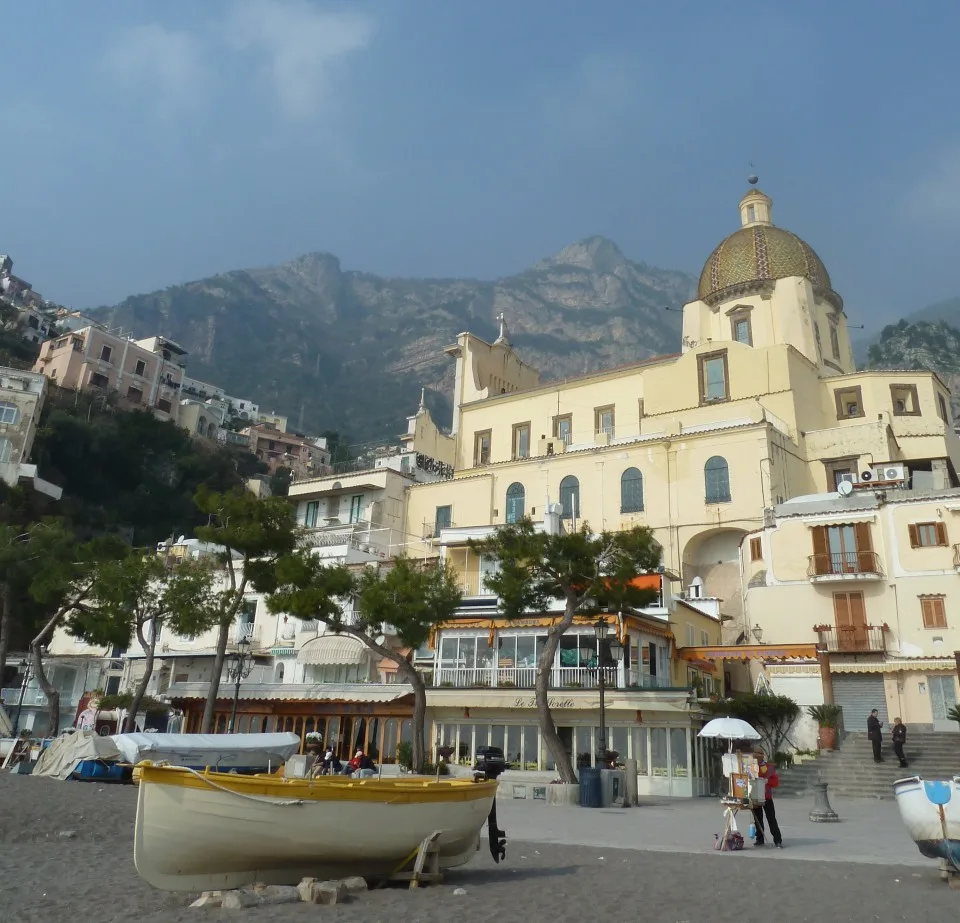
[578,767,602,808]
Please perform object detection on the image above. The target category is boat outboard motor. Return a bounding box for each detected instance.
[473,747,508,863]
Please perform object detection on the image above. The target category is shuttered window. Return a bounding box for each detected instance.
[749,537,762,561]
[908,522,948,548]
[810,523,874,575]
[920,597,948,629]
[833,591,867,650]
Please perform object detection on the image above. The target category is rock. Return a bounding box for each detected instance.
[300,880,348,905]
[250,885,300,905]
[454,887,468,895]
[57,830,77,839]
[189,891,223,908]
[221,891,256,909]
[341,876,368,893]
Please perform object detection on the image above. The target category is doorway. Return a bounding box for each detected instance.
[930,675,959,732]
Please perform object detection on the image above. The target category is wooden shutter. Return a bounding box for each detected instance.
[921,597,947,629]
[935,522,948,546]
[849,591,867,628]
[811,526,829,575]
[854,522,874,573]
[750,537,762,562]
[908,524,920,548]
[833,592,851,650]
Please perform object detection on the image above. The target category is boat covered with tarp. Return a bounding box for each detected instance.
[33,729,126,781]
[894,775,960,870]
[111,732,301,774]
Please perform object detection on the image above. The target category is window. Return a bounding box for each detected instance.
[810,523,873,575]
[512,422,530,459]
[134,359,146,377]
[704,456,731,503]
[890,384,920,417]
[921,596,948,629]
[435,505,452,534]
[747,204,756,222]
[749,537,763,562]
[825,460,857,491]
[505,482,525,523]
[349,495,363,523]
[99,344,113,362]
[474,430,491,466]
[814,322,822,355]
[126,386,143,404]
[697,350,729,403]
[553,414,572,445]
[620,467,644,513]
[729,308,752,346]
[0,437,11,464]
[559,475,580,520]
[595,405,615,437]
[89,371,109,388]
[686,624,695,646]
[832,590,868,650]
[909,522,947,548]
[829,324,841,360]
[701,629,710,646]
[937,393,950,424]
[0,401,20,425]
[304,500,319,528]
[156,398,172,413]
[834,386,864,420]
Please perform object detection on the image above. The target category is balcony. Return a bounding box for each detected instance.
[231,624,261,646]
[1,687,49,706]
[815,624,887,653]
[807,551,884,581]
[431,665,667,690]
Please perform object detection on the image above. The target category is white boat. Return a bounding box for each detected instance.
[133,764,501,891]
[893,775,960,870]
[111,732,301,774]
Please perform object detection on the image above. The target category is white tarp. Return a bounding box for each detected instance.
[109,732,301,769]
[33,730,122,781]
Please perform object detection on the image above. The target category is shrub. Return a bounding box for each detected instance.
[396,740,413,771]
[807,704,843,729]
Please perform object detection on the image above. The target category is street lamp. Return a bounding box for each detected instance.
[227,638,254,734]
[12,658,31,737]
[594,619,623,766]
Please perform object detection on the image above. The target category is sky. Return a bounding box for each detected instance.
[4,1,960,330]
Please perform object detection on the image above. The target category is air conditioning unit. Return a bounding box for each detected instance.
[858,469,874,483]
[874,464,907,483]
[539,437,566,456]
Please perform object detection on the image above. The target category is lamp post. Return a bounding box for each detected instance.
[594,619,623,766]
[227,638,254,734]
[11,658,31,736]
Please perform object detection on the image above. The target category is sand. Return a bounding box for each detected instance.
[0,770,956,922]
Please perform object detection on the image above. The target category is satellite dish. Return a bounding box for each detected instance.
[837,480,854,497]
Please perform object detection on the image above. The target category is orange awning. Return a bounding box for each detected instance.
[677,643,818,663]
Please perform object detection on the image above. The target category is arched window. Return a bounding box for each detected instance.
[0,437,11,464]
[0,402,20,425]
[505,482,525,523]
[704,456,731,504]
[559,475,580,520]
[620,468,644,513]
[275,662,285,683]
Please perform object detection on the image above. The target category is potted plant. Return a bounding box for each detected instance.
[808,704,842,750]
[304,732,323,755]
[948,704,960,730]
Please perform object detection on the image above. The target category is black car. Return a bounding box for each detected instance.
[474,745,508,777]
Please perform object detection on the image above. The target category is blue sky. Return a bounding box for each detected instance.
[4,0,960,328]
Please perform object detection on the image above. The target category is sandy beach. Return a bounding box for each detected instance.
[0,770,956,923]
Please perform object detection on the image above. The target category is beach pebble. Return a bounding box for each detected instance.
[454,887,468,895]
[342,876,368,893]
[57,830,77,839]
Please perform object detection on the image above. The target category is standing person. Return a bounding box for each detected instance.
[751,749,783,848]
[892,717,908,768]
[867,709,884,763]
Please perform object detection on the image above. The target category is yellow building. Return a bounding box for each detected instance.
[739,488,960,740]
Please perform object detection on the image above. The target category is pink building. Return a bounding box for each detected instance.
[33,327,187,421]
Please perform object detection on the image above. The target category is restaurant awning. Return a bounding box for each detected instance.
[677,643,819,663]
[832,658,959,674]
[296,635,371,666]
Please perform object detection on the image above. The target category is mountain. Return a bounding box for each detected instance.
[92,237,694,443]
[864,319,960,416]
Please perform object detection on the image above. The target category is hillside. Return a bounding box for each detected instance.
[92,237,693,443]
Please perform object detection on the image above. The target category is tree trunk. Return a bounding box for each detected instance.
[125,623,157,733]
[535,598,578,784]
[31,639,59,736]
[200,620,231,733]
[396,659,427,773]
[0,582,10,689]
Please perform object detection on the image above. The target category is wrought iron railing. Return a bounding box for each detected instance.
[815,624,887,653]
[808,551,883,578]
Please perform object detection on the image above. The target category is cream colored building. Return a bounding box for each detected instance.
[740,488,960,737]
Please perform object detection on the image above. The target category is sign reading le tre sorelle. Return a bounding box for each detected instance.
[514,697,576,709]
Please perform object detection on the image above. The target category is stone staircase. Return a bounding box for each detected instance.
[776,731,960,800]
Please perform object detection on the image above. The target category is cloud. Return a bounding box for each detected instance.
[227,0,374,121]
[101,23,206,116]
[902,144,960,225]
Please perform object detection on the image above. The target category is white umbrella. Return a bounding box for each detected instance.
[698,717,761,745]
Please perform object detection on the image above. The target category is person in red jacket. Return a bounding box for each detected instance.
[751,749,783,848]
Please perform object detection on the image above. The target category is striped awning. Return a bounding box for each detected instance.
[678,643,819,663]
[296,635,370,666]
[832,659,958,674]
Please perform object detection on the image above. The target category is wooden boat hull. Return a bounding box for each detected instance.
[893,775,960,870]
[133,765,499,891]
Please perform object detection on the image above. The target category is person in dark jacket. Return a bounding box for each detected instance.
[751,749,783,848]
[867,709,884,763]
[892,717,908,768]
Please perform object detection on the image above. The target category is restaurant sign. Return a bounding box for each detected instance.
[513,697,576,709]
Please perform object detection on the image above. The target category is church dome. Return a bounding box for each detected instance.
[697,189,841,310]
